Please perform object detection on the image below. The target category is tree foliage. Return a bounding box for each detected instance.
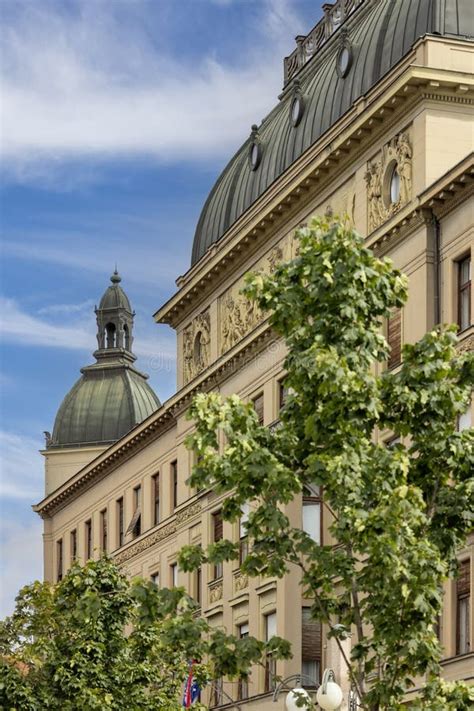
[0,557,290,710]
[179,217,474,710]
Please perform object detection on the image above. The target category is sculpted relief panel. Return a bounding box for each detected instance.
[183,309,211,385]
[219,237,295,355]
[365,130,412,233]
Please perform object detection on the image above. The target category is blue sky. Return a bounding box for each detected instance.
[0,0,320,616]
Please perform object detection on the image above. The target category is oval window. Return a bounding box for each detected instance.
[249,141,261,171]
[290,96,303,126]
[337,45,352,78]
[390,165,401,204]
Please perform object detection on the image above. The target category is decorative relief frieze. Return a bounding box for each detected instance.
[114,521,176,564]
[176,501,202,525]
[209,581,223,603]
[183,309,211,384]
[457,333,474,354]
[219,237,294,355]
[233,570,249,593]
[114,502,202,565]
[365,131,412,233]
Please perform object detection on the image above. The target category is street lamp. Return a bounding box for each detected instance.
[285,687,311,711]
[315,669,343,710]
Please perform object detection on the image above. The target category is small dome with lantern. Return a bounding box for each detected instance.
[49,271,160,449]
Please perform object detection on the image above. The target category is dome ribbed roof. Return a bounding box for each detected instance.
[191,0,473,265]
[98,271,132,312]
[51,363,160,448]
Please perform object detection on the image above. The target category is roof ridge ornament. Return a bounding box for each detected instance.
[283,0,365,85]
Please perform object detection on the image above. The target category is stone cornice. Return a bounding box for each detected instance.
[154,42,473,329]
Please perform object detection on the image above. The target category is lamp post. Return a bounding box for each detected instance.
[315,669,344,710]
[275,668,356,710]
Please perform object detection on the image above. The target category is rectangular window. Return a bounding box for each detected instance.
[278,379,288,412]
[212,511,223,579]
[117,497,124,547]
[458,255,471,331]
[387,308,402,369]
[252,393,264,425]
[85,519,92,560]
[152,473,160,525]
[150,571,159,586]
[237,623,249,700]
[126,486,142,539]
[170,562,178,587]
[303,484,321,545]
[239,502,250,565]
[57,539,63,582]
[100,508,108,552]
[302,607,321,686]
[456,559,470,655]
[171,460,178,510]
[195,567,202,606]
[264,612,277,692]
[70,529,77,562]
[210,678,223,707]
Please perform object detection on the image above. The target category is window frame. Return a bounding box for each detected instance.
[171,460,178,510]
[302,484,322,545]
[252,392,264,426]
[117,497,124,548]
[56,539,63,582]
[457,254,471,332]
[456,558,471,655]
[237,622,250,699]
[85,519,92,560]
[100,508,108,552]
[152,472,160,526]
[264,612,277,692]
[70,529,77,562]
[212,510,223,580]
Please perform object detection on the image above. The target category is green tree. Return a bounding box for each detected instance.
[179,217,474,710]
[0,556,289,710]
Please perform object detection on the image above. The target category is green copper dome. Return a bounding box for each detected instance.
[49,272,160,449]
[191,0,473,265]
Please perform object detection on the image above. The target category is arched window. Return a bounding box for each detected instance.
[105,322,116,348]
[123,324,130,350]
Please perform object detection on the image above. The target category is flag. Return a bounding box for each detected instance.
[182,661,200,708]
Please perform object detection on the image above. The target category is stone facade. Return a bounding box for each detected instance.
[36,25,473,711]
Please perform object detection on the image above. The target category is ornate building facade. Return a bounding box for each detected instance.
[35,1,473,708]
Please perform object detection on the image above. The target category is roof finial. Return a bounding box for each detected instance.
[111,266,121,284]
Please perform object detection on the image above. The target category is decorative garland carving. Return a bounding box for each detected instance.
[366,131,412,233]
[183,309,211,384]
[114,502,202,565]
[209,581,223,603]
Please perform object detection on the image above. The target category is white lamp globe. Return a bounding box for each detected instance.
[285,687,312,711]
[316,680,343,710]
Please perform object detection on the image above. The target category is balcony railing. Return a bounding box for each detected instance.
[283,0,365,85]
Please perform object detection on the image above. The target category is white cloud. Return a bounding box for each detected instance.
[0,515,43,618]
[37,299,95,317]
[0,430,44,501]
[0,296,93,351]
[0,296,176,372]
[0,0,305,182]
